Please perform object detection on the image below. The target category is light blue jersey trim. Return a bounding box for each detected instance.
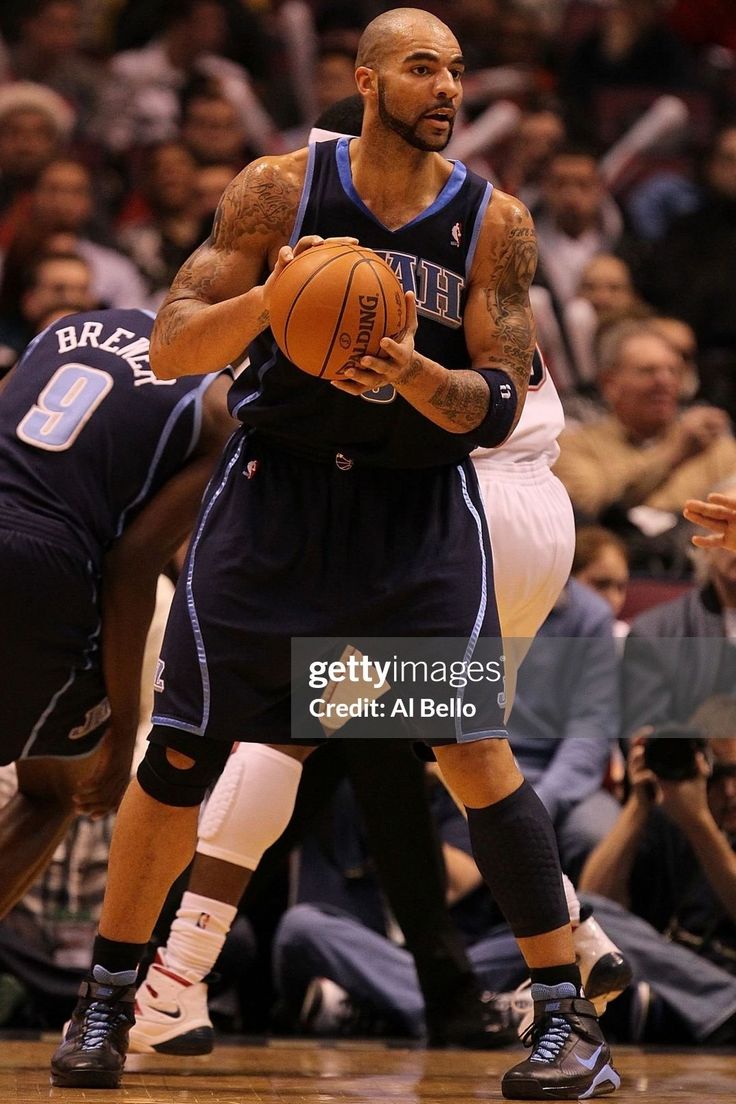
[465,181,493,279]
[113,390,194,538]
[290,141,317,246]
[455,464,489,740]
[336,137,467,232]
[150,715,205,736]
[177,436,246,735]
[21,671,77,759]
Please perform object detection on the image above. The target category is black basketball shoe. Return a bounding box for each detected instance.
[501,982,620,1099]
[50,966,136,1088]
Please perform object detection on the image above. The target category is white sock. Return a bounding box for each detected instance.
[163,891,238,983]
[563,873,581,928]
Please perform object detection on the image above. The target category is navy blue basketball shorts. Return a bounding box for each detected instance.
[152,430,507,748]
[0,528,109,764]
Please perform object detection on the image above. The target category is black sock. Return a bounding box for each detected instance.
[91,934,147,978]
[530,963,582,992]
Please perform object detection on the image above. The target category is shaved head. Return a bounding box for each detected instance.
[356,7,457,70]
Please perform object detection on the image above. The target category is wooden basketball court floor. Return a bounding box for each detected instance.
[2,1036,734,1103]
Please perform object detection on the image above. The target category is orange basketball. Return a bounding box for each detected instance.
[268,242,407,379]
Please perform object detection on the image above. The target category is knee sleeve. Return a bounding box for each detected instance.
[136,726,232,807]
[197,743,303,869]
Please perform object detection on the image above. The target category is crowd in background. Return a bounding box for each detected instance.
[0,0,735,1051]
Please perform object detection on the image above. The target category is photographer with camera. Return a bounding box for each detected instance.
[577,696,736,1044]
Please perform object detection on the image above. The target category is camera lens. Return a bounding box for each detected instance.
[643,727,708,781]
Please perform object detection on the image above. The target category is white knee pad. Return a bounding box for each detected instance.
[197,744,303,869]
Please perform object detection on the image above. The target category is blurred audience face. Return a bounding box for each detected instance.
[649,316,698,399]
[577,254,636,317]
[706,127,736,203]
[709,737,736,834]
[168,1,227,59]
[22,254,93,326]
[543,152,604,237]
[705,544,736,600]
[32,159,92,232]
[181,96,246,165]
[315,51,357,115]
[513,110,565,180]
[0,108,59,183]
[601,331,682,438]
[495,7,544,66]
[20,0,82,59]
[195,163,237,220]
[574,541,629,617]
[146,143,198,214]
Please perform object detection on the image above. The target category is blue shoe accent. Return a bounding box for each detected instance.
[579,1062,621,1099]
[92,965,137,987]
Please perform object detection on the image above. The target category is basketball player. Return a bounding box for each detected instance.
[52,9,619,1098]
[685,494,736,550]
[125,99,624,1061]
[0,307,234,918]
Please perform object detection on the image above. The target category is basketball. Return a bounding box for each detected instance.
[268,242,407,379]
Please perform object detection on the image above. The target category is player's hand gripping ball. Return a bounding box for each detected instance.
[268,242,407,379]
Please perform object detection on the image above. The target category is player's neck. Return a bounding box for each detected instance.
[349,134,452,227]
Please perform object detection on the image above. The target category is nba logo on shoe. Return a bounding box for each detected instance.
[451,221,462,247]
[196,912,211,930]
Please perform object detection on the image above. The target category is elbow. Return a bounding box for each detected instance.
[149,341,181,381]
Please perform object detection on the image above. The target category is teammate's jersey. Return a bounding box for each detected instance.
[474,344,565,468]
[0,309,215,567]
[229,137,494,468]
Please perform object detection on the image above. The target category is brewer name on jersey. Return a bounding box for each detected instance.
[53,319,175,387]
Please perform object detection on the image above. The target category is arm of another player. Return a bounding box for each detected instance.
[684,493,736,550]
[332,192,536,442]
[150,152,356,380]
[73,377,236,816]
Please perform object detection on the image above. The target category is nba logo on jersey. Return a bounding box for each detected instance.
[451,222,462,247]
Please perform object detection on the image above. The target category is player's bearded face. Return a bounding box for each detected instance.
[377,78,455,152]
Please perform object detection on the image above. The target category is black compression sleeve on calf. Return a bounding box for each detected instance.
[465,780,568,938]
[468,368,517,448]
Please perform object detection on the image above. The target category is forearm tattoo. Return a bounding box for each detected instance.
[429,371,489,430]
[154,162,299,348]
[484,222,537,393]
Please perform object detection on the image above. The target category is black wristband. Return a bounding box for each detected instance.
[469,368,518,448]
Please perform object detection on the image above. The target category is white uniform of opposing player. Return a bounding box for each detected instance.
[473,348,575,708]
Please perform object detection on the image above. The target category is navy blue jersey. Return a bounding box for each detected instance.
[0,309,215,567]
[230,138,493,468]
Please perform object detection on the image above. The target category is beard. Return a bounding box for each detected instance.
[377,81,454,152]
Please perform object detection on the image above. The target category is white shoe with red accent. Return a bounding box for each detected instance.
[575,912,633,1014]
[128,953,214,1055]
[513,911,633,1039]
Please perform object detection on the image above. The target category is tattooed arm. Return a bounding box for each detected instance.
[331,191,537,440]
[150,153,307,379]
